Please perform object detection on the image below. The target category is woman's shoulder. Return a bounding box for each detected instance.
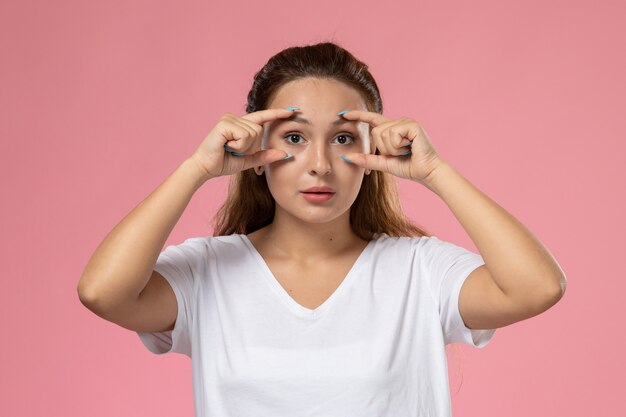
[163,233,247,252]
[372,233,467,265]
[373,232,434,246]
[373,233,463,258]
[367,233,422,255]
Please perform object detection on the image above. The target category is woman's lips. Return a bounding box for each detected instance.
[300,191,335,202]
[301,186,336,193]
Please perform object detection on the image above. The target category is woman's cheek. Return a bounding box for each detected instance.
[330,141,365,155]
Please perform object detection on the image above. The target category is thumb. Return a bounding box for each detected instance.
[242,149,290,170]
[342,152,390,172]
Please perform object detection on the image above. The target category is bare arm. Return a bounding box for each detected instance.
[77,158,211,320]
[77,109,296,332]
[335,109,566,329]
[422,162,566,329]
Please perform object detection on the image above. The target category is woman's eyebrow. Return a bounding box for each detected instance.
[278,114,355,127]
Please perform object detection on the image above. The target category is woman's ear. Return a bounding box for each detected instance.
[254,166,265,176]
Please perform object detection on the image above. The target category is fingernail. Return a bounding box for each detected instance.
[282,153,293,160]
[286,106,300,111]
[401,149,412,156]
[224,147,245,156]
[401,140,413,147]
[339,154,353,164]
[337,109,349,116]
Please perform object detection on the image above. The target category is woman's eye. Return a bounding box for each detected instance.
[282,133,355,145]
[333,134,354,145]
[284,134,304,145]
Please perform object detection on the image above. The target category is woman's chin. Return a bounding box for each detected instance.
[279,206,349,226]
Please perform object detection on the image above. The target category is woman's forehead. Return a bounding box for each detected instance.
[273,113,356,128]
[268,78,368,109]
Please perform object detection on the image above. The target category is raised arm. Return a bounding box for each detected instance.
[77,158,210,332]
[336,109,567,330]
[77,108,297,333]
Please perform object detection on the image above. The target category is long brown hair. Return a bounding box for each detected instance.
[212,41,430,240]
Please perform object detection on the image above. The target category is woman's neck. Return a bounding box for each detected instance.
[248,213,366,262]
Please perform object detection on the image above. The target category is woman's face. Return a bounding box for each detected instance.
[260,77,372,225]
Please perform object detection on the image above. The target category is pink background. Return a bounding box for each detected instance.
[1,1,623,416]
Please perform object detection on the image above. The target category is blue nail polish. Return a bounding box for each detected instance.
[340,154,353,164]
[225,149,244,156]
[337,109,349,116]
[282,153,293,160]
[401,149,412,156]
[401,140,413,147]
[286,106,300,111]
[224,144,244,156]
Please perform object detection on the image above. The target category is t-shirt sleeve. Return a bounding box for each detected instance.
[420,235,496,348]
[136,237,206,357]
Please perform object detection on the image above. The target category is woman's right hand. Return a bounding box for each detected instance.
[189,108,297,180]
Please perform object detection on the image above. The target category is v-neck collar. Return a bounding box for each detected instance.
[239,234,376,319]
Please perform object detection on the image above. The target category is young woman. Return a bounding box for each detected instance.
[78,42,566,416]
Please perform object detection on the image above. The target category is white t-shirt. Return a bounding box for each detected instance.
[137,233,496,416]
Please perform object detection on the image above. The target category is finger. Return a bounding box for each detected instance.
[237,117,264,141]
[352,113,395,156]
[239,148,291,171]
[241,107,299,126]
[338,109,390,128]
[223,119,259,152]
[372,119,416,155]
[219,122,253,144]
[340,152,396,173]
[376,129,391,155]
[387,123,414,155]
[236,117,267,154]
[372,123,398,156]
[220,124,255,155]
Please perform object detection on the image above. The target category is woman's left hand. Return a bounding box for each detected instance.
[339,110,445,184]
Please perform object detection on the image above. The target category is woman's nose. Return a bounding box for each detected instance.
[307,141,332,176]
